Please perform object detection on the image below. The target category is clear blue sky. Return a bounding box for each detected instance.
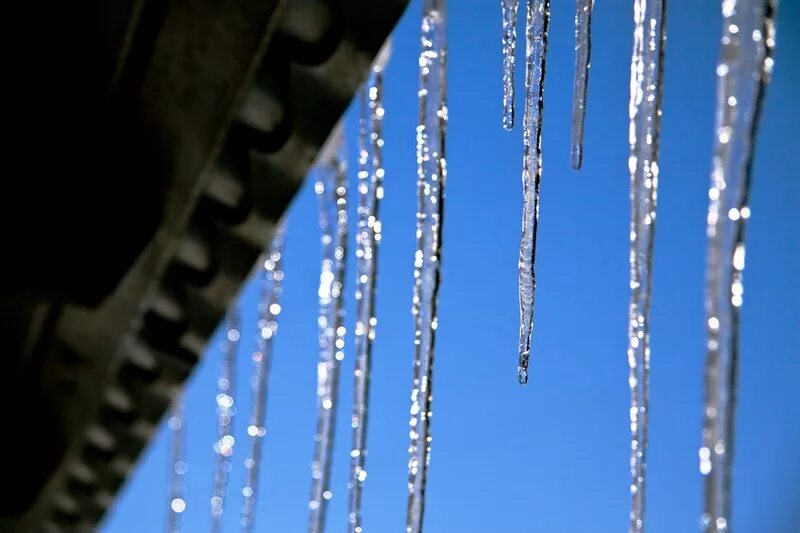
[102,1,799,532]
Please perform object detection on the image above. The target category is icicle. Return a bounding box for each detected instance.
[701,2,776,532]
[570,0,593,169]
[167,397,187,533]
[210,313,240,532]
[517,0,550,386]
[406,3,447,532]
[348,41,390,533]
[240,227,286,533]
[308,130,349,533]
[502,0,520,130]
[626,1,666,531]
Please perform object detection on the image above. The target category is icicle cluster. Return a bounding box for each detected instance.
[145,2,781,531]
[570,0,594,169]
[308,137,349,533]
[167,397,187,533]
[406,2,447,532]
[501,0,520,130]
[348,42,390,533]
[241,228,286,532]
[626,1,666,531]
[701,2,776,532]
[210,314,240,531]
[517,0,550,385]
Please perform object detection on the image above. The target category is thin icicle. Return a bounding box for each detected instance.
[210,313,240,532]
[407,2,447,532]
[348,41,390,533]
[517,0,550,386]
[626,1,666,531]
[167,397,187,533]
[570,0,594,169]
[502,0,520,130]
[240,228,286,533]
[701,2,776,532]
[308,131,349,533]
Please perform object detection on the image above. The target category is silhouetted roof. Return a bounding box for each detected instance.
[3,1,408,530]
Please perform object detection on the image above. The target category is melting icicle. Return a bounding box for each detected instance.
[570,0,594,169]
[167,397,187,533]
[517,0,550,386]
[626,1,666,531]
[308,130,349,533]
[501,0,520,130]
[348,41,390,533]
[241,227,286,533]
[701,2,776,532]
[407,3,447,532]
[210,313,240,532]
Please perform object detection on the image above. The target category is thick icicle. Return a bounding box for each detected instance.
[348,42,390,533]
[570,0,594,169]
[308,130,349,533]
[210,313,240,532]
[517,0,550,386]
[406,3,447,532]
[240,228,286,532]
[502,0,520,130]
[701,2,776,532]
[167,397,187,533]
[626,1,666,531]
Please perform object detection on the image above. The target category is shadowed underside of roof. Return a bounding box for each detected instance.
[2,1,408,531]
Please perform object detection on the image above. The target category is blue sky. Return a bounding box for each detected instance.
[102,1,799,532]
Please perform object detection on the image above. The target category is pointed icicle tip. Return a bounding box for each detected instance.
[517,365,529,385]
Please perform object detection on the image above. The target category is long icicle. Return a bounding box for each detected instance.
[502,0,520,130]
[210,313,240,532]
[570,0,594,169]
[407,2,447,532]
[701,2,776,532]
[517,0,550,386]
[626,1,666,531]
[167,396,187,533]
[308,132,349,533]
[348,42,390,533]
[240,227,286,532]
